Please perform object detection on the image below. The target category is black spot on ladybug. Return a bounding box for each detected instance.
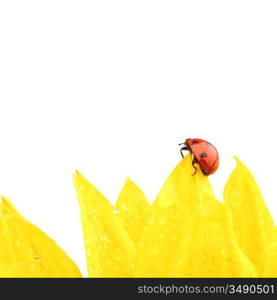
[200,152,208,158]
[192,140,198,145]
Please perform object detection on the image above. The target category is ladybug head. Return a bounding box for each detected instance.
[178,138,191,146]
[185,138,191,144]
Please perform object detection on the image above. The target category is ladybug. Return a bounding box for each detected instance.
[179,138,219,176]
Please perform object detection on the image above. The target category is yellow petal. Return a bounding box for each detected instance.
[169,199,257,277]
[0,196,82,278]
[135,155,256,277]
[74,171,136,277]
[115,177,150,244]
[134,155,211,276]
[262,228,277,277]
[0,261,21,277]
[0,202,17,272]
[224,156,275,274]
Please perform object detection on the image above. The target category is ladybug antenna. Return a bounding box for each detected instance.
[178,142,185,146]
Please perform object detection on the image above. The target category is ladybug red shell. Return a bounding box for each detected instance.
[179,138,219,176]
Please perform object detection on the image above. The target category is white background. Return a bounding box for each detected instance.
[0,1,277,276]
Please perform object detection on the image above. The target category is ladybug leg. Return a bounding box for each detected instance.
[180,146,188,158]
[192,158,197,176]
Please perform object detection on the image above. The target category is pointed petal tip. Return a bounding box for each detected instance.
[73,170,90,192]
[181,153,191,162]
[124,177,142,189]
[175,153,192,171]
[233,156,249,172]
[74,169,81,177]
[125,176,132,184]
[73,170,86,184]
[72,170,79,185]
[233,155,241,165]
[0,195,13,209]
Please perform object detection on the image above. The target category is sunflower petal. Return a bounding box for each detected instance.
[134,155,213,276]
[115,177,150,244]
[0,196,82,277]
[224,156,275,274]
[135,155,256,277]
[262,228,277,276]
[74,171,136,277]
[169,199,257,277]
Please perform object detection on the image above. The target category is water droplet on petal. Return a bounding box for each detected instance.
[114,207,119,214]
